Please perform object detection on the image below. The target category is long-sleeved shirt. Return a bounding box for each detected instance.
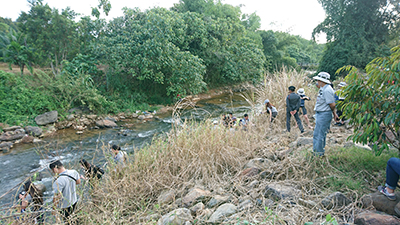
[286,92,301,112]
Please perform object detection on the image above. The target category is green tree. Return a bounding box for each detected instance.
[339,45,400,155]
[313,0,399,79]
[3,40,34,75]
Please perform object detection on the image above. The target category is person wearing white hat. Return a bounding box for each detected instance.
[312,72,339,156]
[262,99,278,122]
[335,81,347,126]
[296,88,313,129]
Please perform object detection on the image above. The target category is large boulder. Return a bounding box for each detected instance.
[157,208,192,225]
[361,191,400,216]
[354,210,400,225]
[3,126,22,132]
[321,192,351,209]
[182,188,212,207]
[208,203,237,223]
[25,126,43,137]
[0,129,26,141]
[35,111,58,125]
[95,119,117,128]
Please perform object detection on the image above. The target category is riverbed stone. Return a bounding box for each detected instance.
[207,203,237,223]
[21,135,34,143]
[296,137,313,146]
[207,195,231,208]
[190,202,205,215]
[25,126,42,137]
[67,114,75,121]
[35,110,58,125]
[354,210,400,225]
[321,192,351,209]
[157,208,192,225]
[0,142,13,152]
[244,158,272,170]
[158,190,175,205]
[361,191,400,215]
[0,129,26,141]
[240,167,260,178]
[95,119,117,128]
[3,126,22,132]
[264,183,300,201]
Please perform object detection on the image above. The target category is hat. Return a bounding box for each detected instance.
[313,72,331,84]
[338,81,347,87]
[297,88,305,95]
[264,99,269,104]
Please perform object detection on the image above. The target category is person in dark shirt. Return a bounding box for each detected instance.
[286,86,304,133]
[79,159,104,180]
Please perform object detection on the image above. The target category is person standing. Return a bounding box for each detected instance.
[313,72,339,156]
[50,160,81,224]
[263,99,278,122]
[335,81,347,126]
[286,86,304,133]
[296,88,313,129]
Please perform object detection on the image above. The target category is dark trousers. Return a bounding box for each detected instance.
[286,111,304,132]
[61,202,77,224]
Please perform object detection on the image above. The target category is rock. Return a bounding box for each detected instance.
[208,203,237,223]
[80,118,91,126]
[21,135,34,143]
[76,131,83,135]
[207,195,231,208]
[105,116,117,122]
[288,141,296,148]
[158,190,175,205]
[196,208,213,221]
[0,129,26,141]
[361,192,400,215]
[35,111,58,125]
[182,188,212,207]
[68,106,90,115]
[95,120,117,128]
[264,183,300,201]
[25,126,43,137]
[244,158,272,170]
[298,198,317,208]
[321,192,351,209]
[354,210,400,225]
[138,115,145,120]
[190,202,205,215]
[354,143,372,151]
[86,115,97,120]
[157,208,192,225]
[0,142,13,152]
[132,113,139,118]
[343,141,355,148]
[67,114,75,121]
[3,126,22,132]
[247,180,259,189]
[238,199,253,211]
[240,167,260,178]
[33,138,41,143]
[296,137,313,146]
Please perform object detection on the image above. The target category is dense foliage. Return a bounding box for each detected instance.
[313,0,399,79]
[339,45,400,155]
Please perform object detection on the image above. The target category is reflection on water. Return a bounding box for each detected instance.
[0,93,253,206]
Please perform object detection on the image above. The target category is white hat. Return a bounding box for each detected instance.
[338,81,347,87]
[297,88,305,95]
[264,99,269,104]
[313,72,331,84]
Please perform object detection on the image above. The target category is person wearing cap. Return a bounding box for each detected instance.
[263,99,278,122]
[286,86,304,133]
[296,88,313,129]
[335,82,347,126]
[313,72,339,156]
[240,113,250,131]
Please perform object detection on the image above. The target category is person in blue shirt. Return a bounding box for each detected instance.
[296,88,313,129]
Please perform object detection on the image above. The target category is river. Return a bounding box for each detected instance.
[0,93,254,208]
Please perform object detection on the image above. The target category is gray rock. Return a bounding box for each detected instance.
[3,126,22,132]
[157,208,192,225]
[105,116,117,122]
[138,115,145,120]
[207,195,231,208]
[0,142,13,152]
[95,120,117,128]
[354,210,400,225]
[35,111,58,125]
[361,191,400,216]
[25,126,43,137]
[244,158,272,170]
[132,113,139,118]
[0,129,26,141]
[208,203,237,223]
[264,183,300,201]
[298,198,317,208]
[67,114,75,121]
[247,180,259,189]
[158,190,175,205]
[238,199,253,211]
[321,192,351,209]
[190,202,205,215]
[182,188,211,207]
[296,137,313,146]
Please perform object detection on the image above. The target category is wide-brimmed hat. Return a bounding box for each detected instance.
[297,88,305,95]
[264,99,269,104]
[313,72,331,84]
[338,81,347,87]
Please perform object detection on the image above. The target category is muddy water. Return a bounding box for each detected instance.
[0,93,253,207]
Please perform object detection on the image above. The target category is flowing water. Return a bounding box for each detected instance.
[0,93,255,208]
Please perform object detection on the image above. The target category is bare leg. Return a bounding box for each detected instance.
[304,115,313,129]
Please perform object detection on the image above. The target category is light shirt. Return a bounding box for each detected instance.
[114,151,126,166]
[267,106,278,113]
[314,84,335,112]
[52,170,79,209]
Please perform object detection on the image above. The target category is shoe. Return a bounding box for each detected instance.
[378,186,396,200]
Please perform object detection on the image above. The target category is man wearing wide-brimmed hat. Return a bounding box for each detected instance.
[313,72,339,156]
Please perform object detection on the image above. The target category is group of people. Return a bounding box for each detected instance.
[220,113,250,131]
[16,144,127,224]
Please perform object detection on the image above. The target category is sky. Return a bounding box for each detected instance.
[1,0,327,42]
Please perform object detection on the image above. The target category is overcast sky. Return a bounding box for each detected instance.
[1,0,327,42]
